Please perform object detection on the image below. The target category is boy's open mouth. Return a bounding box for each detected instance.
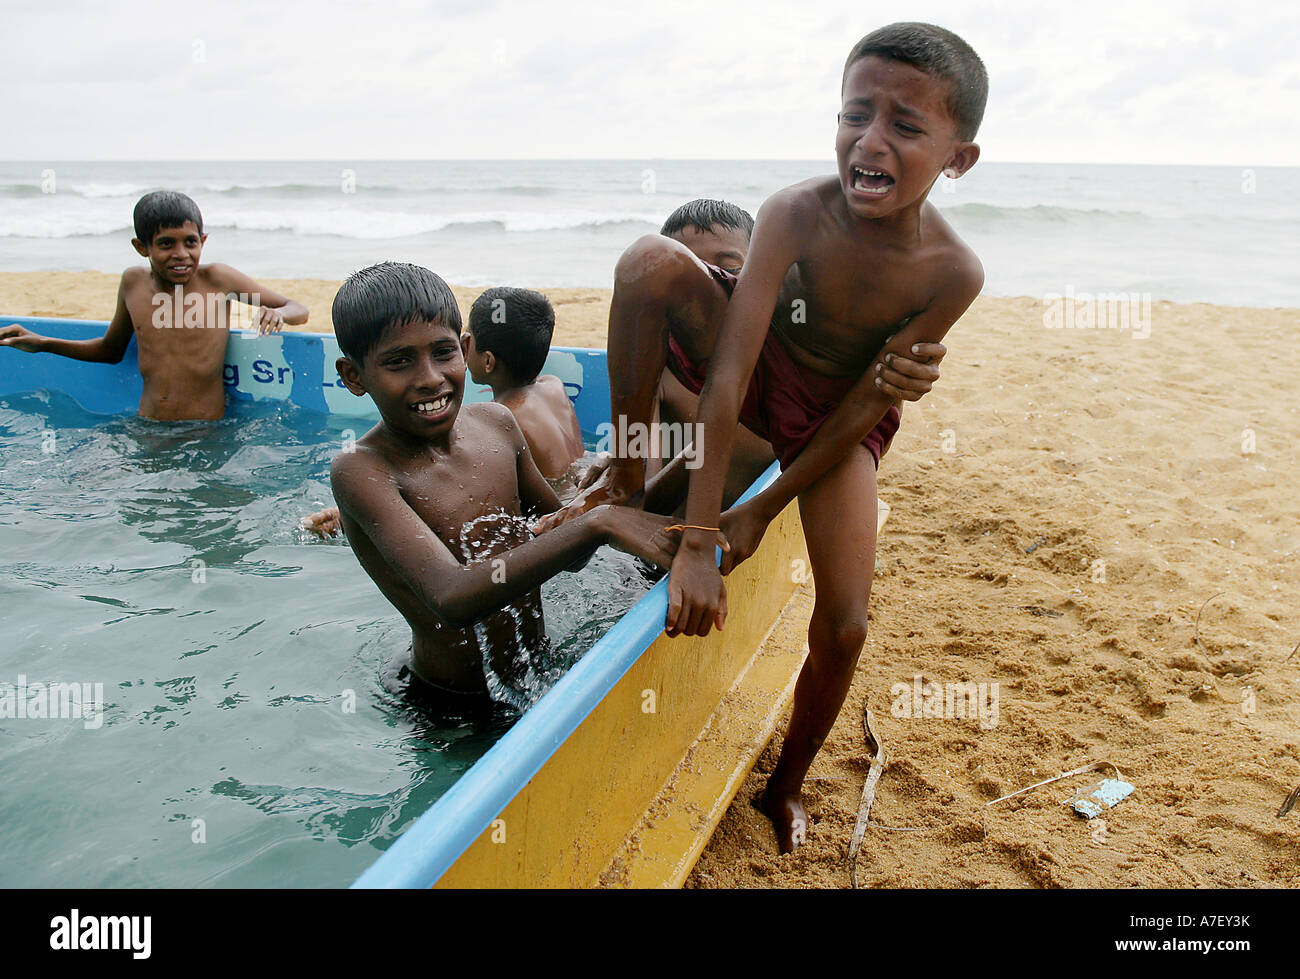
[411,394,452,417]
[851,165,895,196]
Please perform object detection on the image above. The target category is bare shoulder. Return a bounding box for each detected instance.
[120,266,153,295]
[764,177,832,224]
[118,267,161,328]
[535,374,571,401]
[196,262,239,291]
[747,179,835,262]
[462,400,524,446]
[924,202,984,301]
[329,436,392,486]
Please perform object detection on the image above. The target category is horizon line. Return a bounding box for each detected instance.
[1,158,1295,169]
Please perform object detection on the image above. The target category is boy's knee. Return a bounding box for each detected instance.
[614,234,694,296]
[810,612,868,659]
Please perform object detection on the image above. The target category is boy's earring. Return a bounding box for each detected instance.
[943,167,959,179]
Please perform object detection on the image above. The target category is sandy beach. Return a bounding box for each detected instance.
[3,271,1297,888]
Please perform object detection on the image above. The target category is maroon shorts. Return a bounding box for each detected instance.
[666,262,901,471]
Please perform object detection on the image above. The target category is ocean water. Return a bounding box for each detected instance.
[0,160,1296,307]
[0,394,650,887]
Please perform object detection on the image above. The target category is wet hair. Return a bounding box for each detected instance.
[333,262,461,365]
[132,191,204,245]
[467,286,555,384]
[660,199,754,241]
[843,22,988,141]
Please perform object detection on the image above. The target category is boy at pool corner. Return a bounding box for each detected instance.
[566,23,987,853]
[0,191,308,421]
[326,261,713,708]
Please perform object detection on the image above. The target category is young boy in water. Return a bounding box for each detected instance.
[563,24,985,852]
[327,262,705,707]
[0,191,308,421]
[303,285,585,537]
[462,287,584,481]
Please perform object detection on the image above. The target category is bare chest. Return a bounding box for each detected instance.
[127,290,232,369]
[398,451,526,562]
[773,241,935,375]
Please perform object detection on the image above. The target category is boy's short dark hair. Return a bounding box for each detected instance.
[333,262,461,365]
[844,22,988,142]
[132,191,204,245]
[467,287,555,384]
[660,199,754,240]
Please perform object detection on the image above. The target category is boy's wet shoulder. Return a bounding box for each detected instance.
[462,398,518,431]
[457,401,526,453]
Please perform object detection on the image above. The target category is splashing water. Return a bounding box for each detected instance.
[457,509,555,710]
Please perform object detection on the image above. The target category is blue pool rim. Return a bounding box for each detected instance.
[351,461,776,889]
[0,315,777,889]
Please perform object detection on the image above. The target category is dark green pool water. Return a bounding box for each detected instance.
[0,393,647,887]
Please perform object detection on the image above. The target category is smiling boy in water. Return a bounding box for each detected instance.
[327,262,706,709]
[303,284,585,537]
[0,191,308,421]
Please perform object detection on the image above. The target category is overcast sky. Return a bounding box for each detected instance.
[2,0,1296,165]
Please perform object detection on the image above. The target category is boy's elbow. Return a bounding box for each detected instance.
[430,597,474,630]
[91,340,126,364]
[423,586,476,630]
[699,371,745,414]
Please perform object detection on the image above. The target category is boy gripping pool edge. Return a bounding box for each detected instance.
[0,191,308,421]
[590,24,987,853]
[327,262,716,703]
[677,24,986,853]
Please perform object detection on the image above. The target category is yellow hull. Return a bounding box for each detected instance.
[435,497,890,888]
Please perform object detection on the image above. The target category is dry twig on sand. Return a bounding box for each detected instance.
[848,708,887,889]
[1278,785,1300,818]
[984,760,1123,809]
[1193,591,1226,656]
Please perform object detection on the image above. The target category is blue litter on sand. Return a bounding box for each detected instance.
[1069,778,1135,818]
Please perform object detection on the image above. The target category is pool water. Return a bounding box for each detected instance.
[0,392,649,887]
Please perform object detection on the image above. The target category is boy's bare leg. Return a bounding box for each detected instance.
[761,444,878,853]
[557,235,731,518]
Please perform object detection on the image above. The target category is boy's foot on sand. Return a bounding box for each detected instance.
[301,505,342,537]
[759,784,808,854]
